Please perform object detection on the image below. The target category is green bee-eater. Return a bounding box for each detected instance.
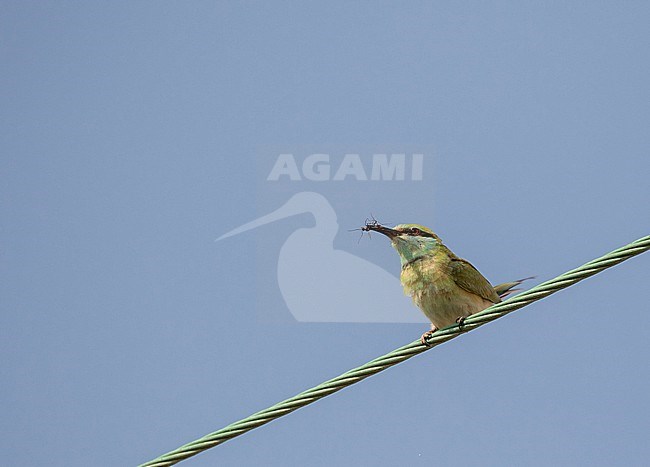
[363,222,529,344]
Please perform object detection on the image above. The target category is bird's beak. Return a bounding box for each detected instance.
[363,224,400,239]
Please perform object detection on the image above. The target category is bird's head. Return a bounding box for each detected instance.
[363,222,442,266]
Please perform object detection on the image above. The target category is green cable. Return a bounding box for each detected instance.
[140,235,650,466]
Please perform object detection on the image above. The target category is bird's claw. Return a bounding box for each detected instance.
[420,328,437,346]
[456,316,467,330]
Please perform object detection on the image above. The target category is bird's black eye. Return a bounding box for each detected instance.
[410,227,421,235]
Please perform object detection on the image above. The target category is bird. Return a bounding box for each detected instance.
[362,221,530,344]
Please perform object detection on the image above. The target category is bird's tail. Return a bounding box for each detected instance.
[494,276,535,299]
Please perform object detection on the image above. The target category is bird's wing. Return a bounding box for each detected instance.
[450,258,501,303]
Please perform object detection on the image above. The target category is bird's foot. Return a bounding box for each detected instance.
[420,327,438,346]
[455,316,467,330]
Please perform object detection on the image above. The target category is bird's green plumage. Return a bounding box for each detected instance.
[367,222,526,331]
[449,258,501,303]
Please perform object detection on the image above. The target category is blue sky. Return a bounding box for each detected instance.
[2,2,649,466]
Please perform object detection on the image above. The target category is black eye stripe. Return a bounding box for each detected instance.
[399,228,434,238]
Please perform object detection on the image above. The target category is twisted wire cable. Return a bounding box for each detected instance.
[140,234,650,467]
